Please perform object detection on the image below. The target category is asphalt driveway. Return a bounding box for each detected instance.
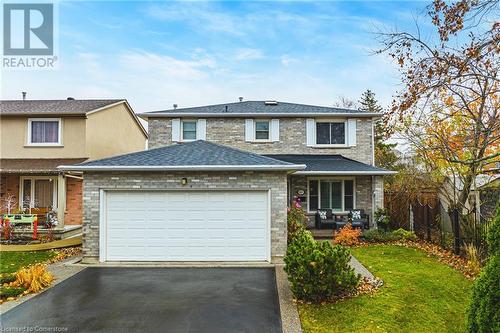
[0,267,282,333]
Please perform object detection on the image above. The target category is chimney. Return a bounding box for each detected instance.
[173,104,178,110]
[239,97,243,102]
[22,92,26,101]
[67,97,75,100]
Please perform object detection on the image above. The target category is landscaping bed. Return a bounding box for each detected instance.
[298,244,472,332]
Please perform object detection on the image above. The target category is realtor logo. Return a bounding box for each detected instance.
[2,2,58,69]
[3,3,53,55]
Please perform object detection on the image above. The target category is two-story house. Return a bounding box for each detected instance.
[61,100,394,263]
[0,99,147,238]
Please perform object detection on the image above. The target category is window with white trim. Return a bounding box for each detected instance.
[181,120,197,141]
[20,176,57,211]
[308,179,355,212]
[28,118,61,145]
[255,120,270,140]
[316,122,346,145]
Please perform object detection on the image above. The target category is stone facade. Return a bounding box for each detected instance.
[148,117,374,165]
[289,175,376,227]
[82,171,288,263]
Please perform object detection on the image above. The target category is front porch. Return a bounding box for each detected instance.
[0,159,86,239]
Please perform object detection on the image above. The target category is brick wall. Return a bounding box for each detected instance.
[64,177,83,225]
[0,174,20,213]
[82,171,288,263]
[148,117,374,165]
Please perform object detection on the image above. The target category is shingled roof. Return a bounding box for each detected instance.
[0,99,124,115]
[264,154,396,175]
[58,141,306,171]
[139,101,380,118]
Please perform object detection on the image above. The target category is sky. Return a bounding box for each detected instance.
[1,1,435,113]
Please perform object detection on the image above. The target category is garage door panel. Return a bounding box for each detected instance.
[104,190,269,261]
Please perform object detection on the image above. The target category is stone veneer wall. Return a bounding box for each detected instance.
[82,171,288,263]
[148,117,374,165]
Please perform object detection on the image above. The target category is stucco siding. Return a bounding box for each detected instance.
[86,104,147,160]
[82,171,288,263]
[0,116,87,159]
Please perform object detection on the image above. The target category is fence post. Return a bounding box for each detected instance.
[424,204,431,241]
[452,208,460,255]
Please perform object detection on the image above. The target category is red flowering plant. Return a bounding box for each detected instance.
[287,197,307,244]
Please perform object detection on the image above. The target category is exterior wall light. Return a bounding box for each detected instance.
[181,177,188,186]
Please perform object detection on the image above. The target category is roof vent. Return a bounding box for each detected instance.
[173,104,178,110]
[239,97,243,102]
[264,100,278,105]
[67,97,75,100]
[22,92,26,101]
[225,105,228,112]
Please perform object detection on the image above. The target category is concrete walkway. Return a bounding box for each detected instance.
[0,236,82,252]
[349,255,375,280]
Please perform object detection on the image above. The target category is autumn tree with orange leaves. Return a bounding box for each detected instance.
[378,0,499,215]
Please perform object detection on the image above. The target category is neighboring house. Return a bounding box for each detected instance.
[439,174,500,231]
[61,100,394,263]
[0,99,148,237]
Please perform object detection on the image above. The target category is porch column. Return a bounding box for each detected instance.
[372,175,384,227]
[57,174,66,227]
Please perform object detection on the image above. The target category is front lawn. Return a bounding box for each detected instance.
[299,244,472,333]
[0,251,56,274]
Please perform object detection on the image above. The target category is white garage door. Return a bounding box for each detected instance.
[102,191,269,261]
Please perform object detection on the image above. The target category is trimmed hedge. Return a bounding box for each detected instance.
[467,201,500,333]
[284,230,360,302]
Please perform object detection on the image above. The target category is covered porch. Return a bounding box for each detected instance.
[266,154,395,230]
[0,159,86,239]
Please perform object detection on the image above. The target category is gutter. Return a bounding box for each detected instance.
[138,112,382,119]
[293,170,397,175]
[57,164,307,172]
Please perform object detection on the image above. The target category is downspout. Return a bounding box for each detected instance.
[372,175,376,229]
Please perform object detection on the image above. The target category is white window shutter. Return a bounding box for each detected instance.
[348,119,357,146]
[271,119,280,142]
[306,118,315,146]
[196,119,206,140]
[172,118,181,142]
[245,119,254,142]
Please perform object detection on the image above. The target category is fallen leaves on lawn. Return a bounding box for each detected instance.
[10,264,53,293]
[46,246,82,264]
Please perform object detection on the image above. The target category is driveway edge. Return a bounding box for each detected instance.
[0,256,85,314]
[275,265,302,333]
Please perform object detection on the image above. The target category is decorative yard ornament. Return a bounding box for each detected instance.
[1,193,17,214]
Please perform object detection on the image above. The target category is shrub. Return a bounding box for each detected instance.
[361,229,399,243]
[11,264,53,293]
[392,228,418,241]
[334,223,361,246]
[468,201,500,333]
[284,230,360,302]
[374,209,390,231]
[361,228,417,243]
[287,198,307,244]
[0,286,26,299]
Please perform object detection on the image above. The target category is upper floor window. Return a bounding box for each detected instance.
[316,122,345,145]
[255,120,270,140]
[27,118,61,145]
[181,120,197,141]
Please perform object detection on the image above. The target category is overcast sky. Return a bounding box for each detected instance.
[2,1,433,113]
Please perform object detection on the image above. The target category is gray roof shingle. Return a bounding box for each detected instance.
[59,141,305,171]
[0,99,124,115]
[140,101,378,117]
[264,154,396,174]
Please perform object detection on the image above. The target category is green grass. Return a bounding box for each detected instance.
[299,244,472,333]
[0,251,56,274]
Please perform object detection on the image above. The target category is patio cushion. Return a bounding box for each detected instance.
[318,210,328,220]
[351,210,362,220]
